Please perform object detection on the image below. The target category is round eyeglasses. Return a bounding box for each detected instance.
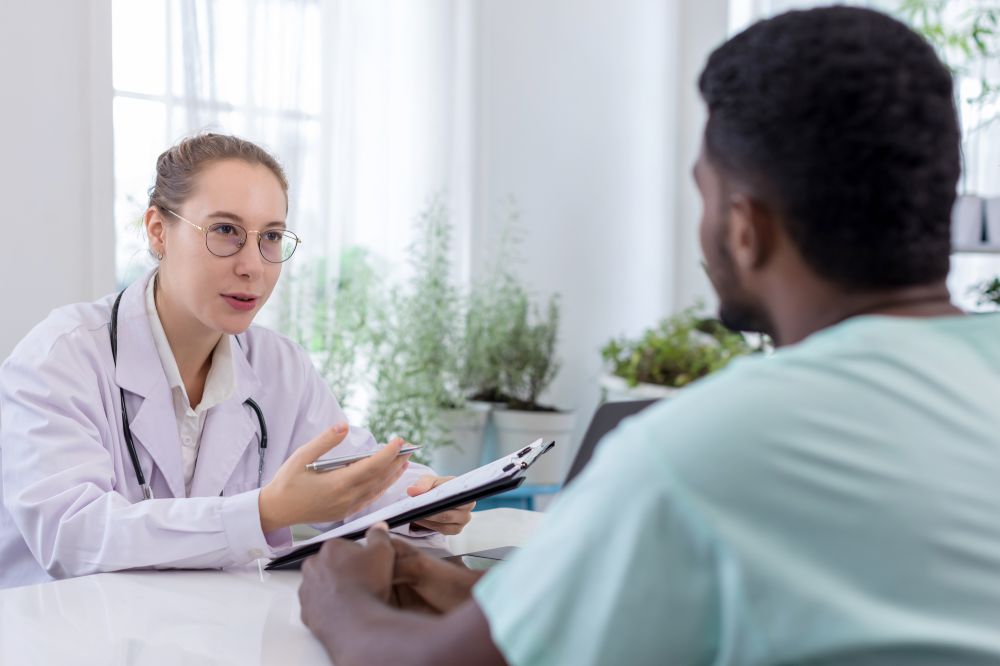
[164,208,301,263]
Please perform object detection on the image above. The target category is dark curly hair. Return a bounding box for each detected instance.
[698,6,960,289]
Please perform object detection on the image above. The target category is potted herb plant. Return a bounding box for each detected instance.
[600,305,753,401]
[278,247,383,423]
[365,196,488,476]
[973,276,1000,310]
[489,290,574,485]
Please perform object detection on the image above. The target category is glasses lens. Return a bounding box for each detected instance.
[259,230,299,263]
[205,223,247,257]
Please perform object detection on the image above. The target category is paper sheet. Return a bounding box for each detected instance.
[293,438,547,549]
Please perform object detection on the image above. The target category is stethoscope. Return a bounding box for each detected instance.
[109,290,268,500]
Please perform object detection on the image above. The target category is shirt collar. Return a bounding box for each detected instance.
[145,272,235,412]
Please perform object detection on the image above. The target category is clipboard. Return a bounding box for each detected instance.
[265,438,554,570]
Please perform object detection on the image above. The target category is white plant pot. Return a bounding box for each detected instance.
[493,409,576,485]
[599,374,678,402]
[426,405,490,477]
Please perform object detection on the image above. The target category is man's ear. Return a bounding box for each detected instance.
[727,193,778,272]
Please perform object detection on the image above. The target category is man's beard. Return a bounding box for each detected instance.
[710,242,774,337]
[718,299,770,336]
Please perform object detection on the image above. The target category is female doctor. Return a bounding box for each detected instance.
[0,134,472,588]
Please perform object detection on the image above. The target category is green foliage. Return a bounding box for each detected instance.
[283,197,565,447]
[897,0,1000,107]
[601,306,751,389]
[282,249,384,411]
[974,275,1000,309]
[461,211,526,403]
[498,293,561,410]
[365,195,464,449]
[460,206,562,410]
[315,248,383,408]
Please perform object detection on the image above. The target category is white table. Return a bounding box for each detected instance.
[0,508,544,666]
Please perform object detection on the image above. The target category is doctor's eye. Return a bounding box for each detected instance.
[261,231,284,243]
[209,223,240,236]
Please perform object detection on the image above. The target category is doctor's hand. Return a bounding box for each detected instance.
[259,425,412,533]
[407,475,475,535]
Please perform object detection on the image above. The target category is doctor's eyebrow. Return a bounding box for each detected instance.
[206,211,287,228]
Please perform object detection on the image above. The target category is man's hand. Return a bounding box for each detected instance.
[299,524,506,666]
[390,535,483,613]
[407,475,476,535]
[300,523,396,624]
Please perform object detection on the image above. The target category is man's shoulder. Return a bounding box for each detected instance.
[607,342,875,472]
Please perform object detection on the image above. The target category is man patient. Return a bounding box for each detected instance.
[298,7,1000,665]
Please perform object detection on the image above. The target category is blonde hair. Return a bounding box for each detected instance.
[147,133,289,212]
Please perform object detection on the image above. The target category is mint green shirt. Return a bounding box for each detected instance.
[474,315,1000,665]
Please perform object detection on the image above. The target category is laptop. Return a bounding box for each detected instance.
[562,398,660,485]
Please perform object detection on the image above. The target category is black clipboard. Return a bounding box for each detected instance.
[265,439,553,571]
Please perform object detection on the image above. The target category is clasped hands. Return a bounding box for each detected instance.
[300,522,484,623]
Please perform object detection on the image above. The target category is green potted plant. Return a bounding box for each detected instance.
[483,285,572,485]
[459,210,523,406]
[364,196,488,475]
[458,207,573,484]
[277,247,383,421]
[972,276,1000,311]
[600,305,753,401]
[314,247,383,415]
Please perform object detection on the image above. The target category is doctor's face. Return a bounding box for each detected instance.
[154,159,288,336]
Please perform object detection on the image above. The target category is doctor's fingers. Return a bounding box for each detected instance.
[340,438,410,483]
[406,473,452,496]
[414,504,474,534]
[412,519,463,536]
[429,504,475,524]
[339,459,410,516]
[290,423,351,464]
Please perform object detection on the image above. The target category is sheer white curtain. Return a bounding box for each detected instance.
[112,0,474,335]
[323,1,475,280]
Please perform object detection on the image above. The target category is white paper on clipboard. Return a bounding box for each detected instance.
[293,438,551,549]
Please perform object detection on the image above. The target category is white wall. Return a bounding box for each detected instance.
[471,0,728,455]
[672,0,730,311]
[0,0,115,360]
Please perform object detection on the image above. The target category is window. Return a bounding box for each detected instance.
[111,0,473,338]
[111,0,323,329]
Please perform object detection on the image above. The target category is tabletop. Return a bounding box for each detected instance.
[0,508,545,666]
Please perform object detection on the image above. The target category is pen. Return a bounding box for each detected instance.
[306,444,422,472]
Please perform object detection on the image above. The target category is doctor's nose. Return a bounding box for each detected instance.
[232,238,267,279]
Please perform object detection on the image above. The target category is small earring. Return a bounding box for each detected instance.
[156,251,164,261]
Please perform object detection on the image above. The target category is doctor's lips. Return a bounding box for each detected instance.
[221,292,259,312]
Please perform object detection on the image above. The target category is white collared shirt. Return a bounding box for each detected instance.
[145,274,235,496]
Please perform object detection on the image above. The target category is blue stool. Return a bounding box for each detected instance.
[474,484,561,511]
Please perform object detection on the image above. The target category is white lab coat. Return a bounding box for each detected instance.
[0,271,436,588]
